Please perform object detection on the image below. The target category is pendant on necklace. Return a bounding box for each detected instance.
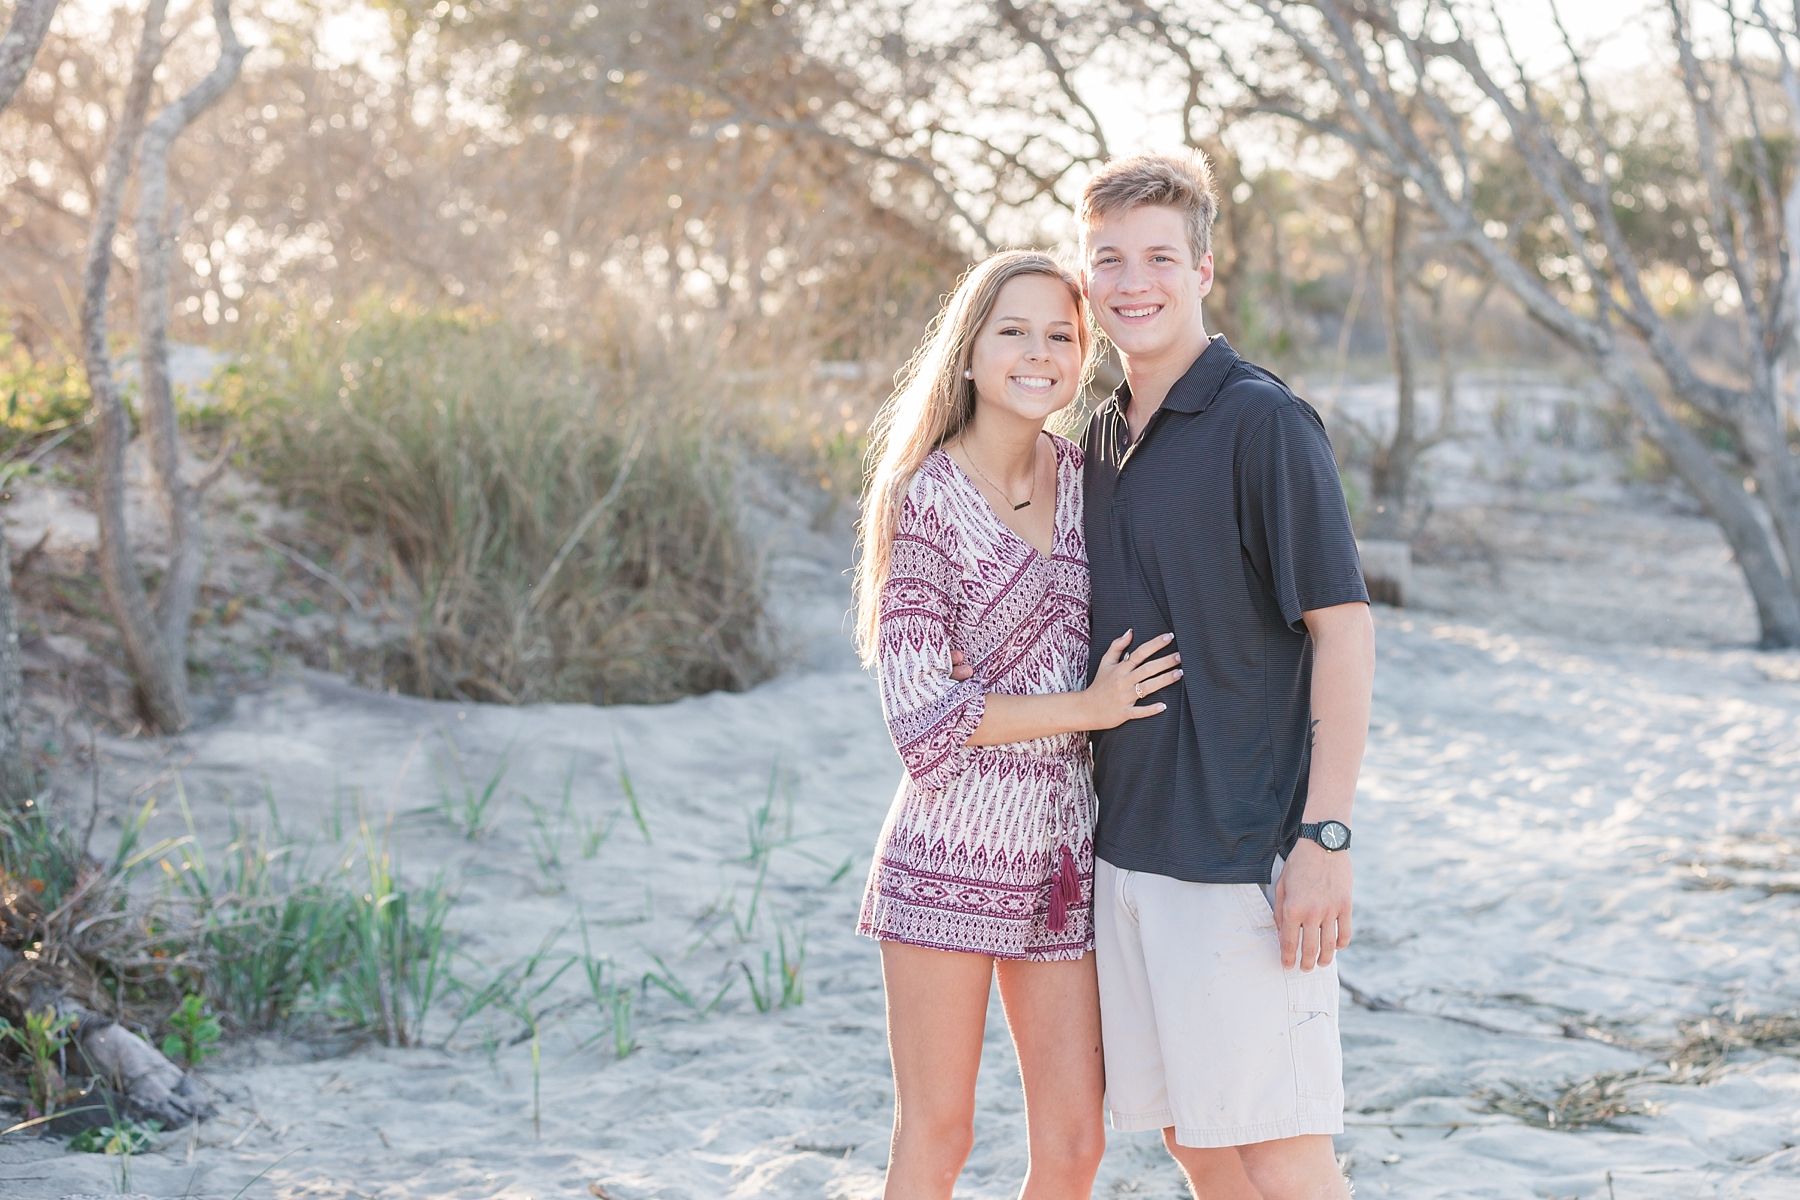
[1012,500,1030,511]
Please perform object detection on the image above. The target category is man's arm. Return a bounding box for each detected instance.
[1275,600,1374,971]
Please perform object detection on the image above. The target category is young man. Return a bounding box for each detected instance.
[1079,152,1374,1200]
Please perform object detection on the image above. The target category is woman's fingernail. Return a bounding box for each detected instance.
[1173,669,1183,678]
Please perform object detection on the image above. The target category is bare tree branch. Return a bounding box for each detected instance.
[993,0,1110,161]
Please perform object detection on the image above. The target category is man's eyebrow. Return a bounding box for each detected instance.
[1088,243,1184,255]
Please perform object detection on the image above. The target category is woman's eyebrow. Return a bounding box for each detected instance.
[993,316,1076,326]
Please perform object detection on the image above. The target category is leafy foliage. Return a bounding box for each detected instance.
[158,994,221,1067]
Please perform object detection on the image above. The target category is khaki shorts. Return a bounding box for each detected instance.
[1094,856,1344,1148]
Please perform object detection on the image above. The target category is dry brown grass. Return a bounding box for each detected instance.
[229,298,775,705]
[1473,1070,1662,1131]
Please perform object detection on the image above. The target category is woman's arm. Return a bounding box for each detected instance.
[963,630,1182,745]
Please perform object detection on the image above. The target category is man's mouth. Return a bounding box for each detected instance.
[1113,304,1162,321]
[1011,375,1055,393]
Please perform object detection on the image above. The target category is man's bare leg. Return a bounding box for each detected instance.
[1237,1135,1348,1200]
[1160,1129,1261,1200]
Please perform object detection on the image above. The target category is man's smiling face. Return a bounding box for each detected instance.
[1083,204,1214,362]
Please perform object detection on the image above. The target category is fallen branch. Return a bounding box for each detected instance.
[0,949,215,1128]
[248,529,365,616]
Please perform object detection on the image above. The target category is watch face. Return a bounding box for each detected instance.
[1319,821,1349,850]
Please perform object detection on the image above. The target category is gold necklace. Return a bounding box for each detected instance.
[959,434,1040,511]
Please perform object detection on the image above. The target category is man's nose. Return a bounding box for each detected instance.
[1114,262,1150,293]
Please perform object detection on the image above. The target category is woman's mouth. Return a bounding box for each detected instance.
[1011,375,1055,393]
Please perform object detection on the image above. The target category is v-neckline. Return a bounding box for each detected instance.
[938,433,1063,561]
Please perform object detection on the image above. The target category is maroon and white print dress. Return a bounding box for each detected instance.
[857,434,1096,961]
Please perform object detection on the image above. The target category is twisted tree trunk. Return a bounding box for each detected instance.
[79,0,245,733]
[0,537,33,804]
[1367,189,1418,540]
[135,0,245,656]
[0,1,61,802]
[80,0,188,733]
[0,0,57,112]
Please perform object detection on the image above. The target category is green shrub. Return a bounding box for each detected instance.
[0,330,91,460]
[69,1119,160,1154]
[231,297,774,704]
[0,1007,75,1116]
[159,994,221,1067]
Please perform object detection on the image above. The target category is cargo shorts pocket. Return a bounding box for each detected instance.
[1285,960,1342,1105]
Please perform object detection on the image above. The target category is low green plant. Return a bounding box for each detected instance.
[160,994,221,1067]
[575,909,635,1058]
[641,948,733,1018]
[0,1007,75,1117]
[740,918,807,1013]
[164,789,346,1030]
[435,733,515,840]
[611,987,637,1060]
[615,734,650,844]
[332,824,453,1047]
[69,1118,161,1154]
[563,759,613,860]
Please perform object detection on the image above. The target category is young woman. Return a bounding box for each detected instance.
[853,250,1184,1199]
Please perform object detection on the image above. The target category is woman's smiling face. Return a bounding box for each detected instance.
[967,274,1085,425]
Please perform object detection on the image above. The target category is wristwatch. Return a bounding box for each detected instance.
[1298,820,1352,851]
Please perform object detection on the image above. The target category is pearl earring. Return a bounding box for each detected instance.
[964,369,973,379]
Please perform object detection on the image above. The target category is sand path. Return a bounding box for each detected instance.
[6,493,1800,1199]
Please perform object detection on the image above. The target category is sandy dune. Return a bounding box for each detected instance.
[6,387,1800,1199]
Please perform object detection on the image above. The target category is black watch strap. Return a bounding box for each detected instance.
[1298,820,1352,851]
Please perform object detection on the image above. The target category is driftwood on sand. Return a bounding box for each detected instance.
[0,945,215,1129]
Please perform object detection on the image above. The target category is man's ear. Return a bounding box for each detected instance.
[1196,250,1215,300]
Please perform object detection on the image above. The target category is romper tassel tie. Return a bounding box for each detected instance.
[1046,844,1080,933]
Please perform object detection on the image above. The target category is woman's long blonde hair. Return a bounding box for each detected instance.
[853,250,1094,666]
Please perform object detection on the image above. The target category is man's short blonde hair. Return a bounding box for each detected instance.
[1077,151,1220,265]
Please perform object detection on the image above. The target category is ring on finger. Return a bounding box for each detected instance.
[1134,681,1143,698]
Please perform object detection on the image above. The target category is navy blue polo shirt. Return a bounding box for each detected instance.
[1083,336,1367,884]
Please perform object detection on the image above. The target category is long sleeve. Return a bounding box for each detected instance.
[877,474,986,791]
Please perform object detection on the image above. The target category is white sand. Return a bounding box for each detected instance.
[6,389,1800,1199]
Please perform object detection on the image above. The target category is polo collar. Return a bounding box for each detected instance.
[1102,334,1240,423]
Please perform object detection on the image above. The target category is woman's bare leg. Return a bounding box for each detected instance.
[881,940,996,1199]
[995,953,1108,1199]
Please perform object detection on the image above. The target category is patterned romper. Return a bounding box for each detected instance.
[857,434,1096,961]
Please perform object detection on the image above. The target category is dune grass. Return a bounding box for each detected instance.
[227,297,775,705]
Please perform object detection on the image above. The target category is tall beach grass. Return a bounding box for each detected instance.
[227,298,774,705]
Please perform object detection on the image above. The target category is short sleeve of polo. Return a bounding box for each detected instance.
[1237,399,1369,631]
